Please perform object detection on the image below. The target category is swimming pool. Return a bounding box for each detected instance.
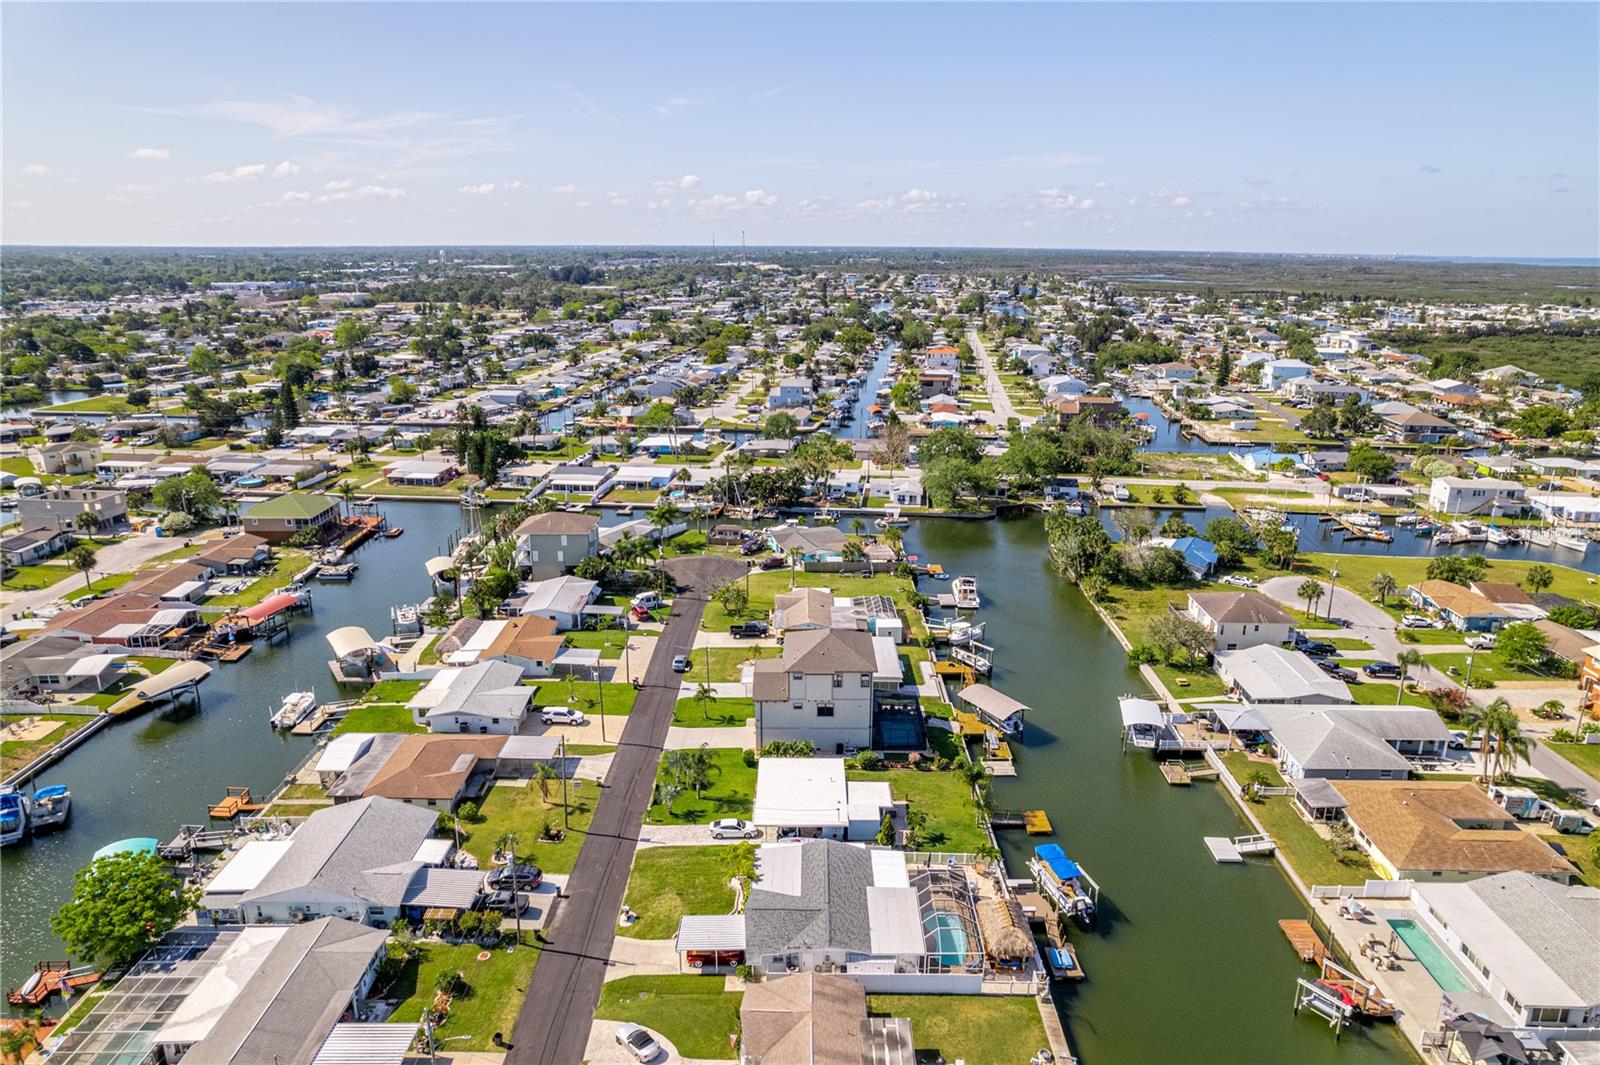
[1387,919,1474,993]
[924,911,969,966]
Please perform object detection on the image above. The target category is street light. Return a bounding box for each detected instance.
[1327,567,1339,621]
[593,666,606,744]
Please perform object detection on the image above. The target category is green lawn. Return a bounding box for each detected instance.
[1,563,77,591]
[1395,628,1473,646]
[388,936,541,1051]
[36,395,135,413]
[563,628,631,659]
[1151,663,1230,699]
[1548,742,1600,783]
[1328,637,1373,652]
[847,767,986,851]
[699,569,923,636]
[203,550,311,608]
[1348,682,1435,708]
[459,780,596,874]
[330,704,423,735]
[595,975,742,1060]
[364,678,426,702]
[1,455,34,476]
[647,747,755,824]
[673,695,756,727]
[1422,651,1569,686]
[1219,753,1375,885]
[618,846,737,939]
[683,645,782,682]
[531,678,639,717]
[866,994,1049,1065]
[2,713,97,777]
[1298,553,1600,608]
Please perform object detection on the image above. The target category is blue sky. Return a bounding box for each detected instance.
[4,3,1596,256]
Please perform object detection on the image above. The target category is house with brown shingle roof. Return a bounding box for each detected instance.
[1407,580,1510,633]
[1336,780,1577,882]
[1187,591,1297,651]
[739,972,914,1064]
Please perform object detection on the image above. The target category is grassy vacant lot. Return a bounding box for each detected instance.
[618,846,737,940]
[460,780,596,874]
[563,628,630,658]
[389,935,540,1051]
[1422,650,1570,686]
[847,767,985,852]
[0,563,78,592]
[364,678,426,702]
[1396,628,1474,646]
[330,704,422,736]
[1,713,96,777]
[1347,681,1435,708]
[699,569,924,636]
[1219,753,1375,886]
[683,645,782,683]
[646,747,755,824]
[595,975,741,1060]
[531,678,638,717]
[1296,552,1600,608]
[673,695,755,728]
[1372,331,1600,390]
[867,994,1049,1064]
[1548,742,1600,782]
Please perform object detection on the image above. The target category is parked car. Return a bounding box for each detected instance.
[1297,639,1337,657]
[540,706,588,726]
[729,621,769,639]
[615,1024,662,1063]
[1402,614,1440,629]
[671,654,691,672]
[483,889,527,914]
[486,864,543,891]
[1219,575,1256,588]
[709,818,760,840]
[1362,662,1401,679]
[758,554,788,570]
[738,539,764,556]
[1316,660,1357,681]
[631,591,663,609]
[1449,730,1481,750]
[1466,634,1497,651]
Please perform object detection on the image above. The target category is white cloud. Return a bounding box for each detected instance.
[1078,198,1095,210]
[1172,194,1191,207]
[901,188,937,203]
[322,179,355,190]
[549,183,577,194]
[272,160,300,178]
[459,183,497,195]
[24,163,51,175]
[279,191,313,204]
[654,96,691,116]
[1037,187,1078,210]
[317,184,406,203]
[128,147,170,160]
[743,189,778,207]
[609,196,630,208]
[679,174,701,189]
[203,163,268,183]
[688,193,739,213]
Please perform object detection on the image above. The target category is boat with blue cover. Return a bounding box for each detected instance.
[30,784,71,833]
[1028,842,1101,924]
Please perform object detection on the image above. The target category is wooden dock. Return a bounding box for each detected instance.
[1160,760,1192,785]
[7,962,101,1007]
[1279,919,1327,964]
[1319,514,1394,543]
[208,785,265,820]
[1022,810,1053,834]
[951,709,987,737]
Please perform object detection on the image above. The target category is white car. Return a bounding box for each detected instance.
[540,706,588,726]
[1219,575,1256,588]
[615,1023,662,1063]
[709,818,760,840]
[1401,614,1436,629]
[1465,635,1496,651]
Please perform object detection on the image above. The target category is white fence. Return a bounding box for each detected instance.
[1311,879,1415,900]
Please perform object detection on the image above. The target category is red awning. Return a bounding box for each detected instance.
[239,592,302,623]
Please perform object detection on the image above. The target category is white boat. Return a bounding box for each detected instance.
[30,784,71,833]
[1345,512,1383,530]
[1394,514,1421,526]
[0,788,30,847]
[1555,533,1589,553]
[952,576,981,610]
[270,691,318,729]
[876,509,910,529]
[1484,525,1513,546]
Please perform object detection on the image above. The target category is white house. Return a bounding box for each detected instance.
[1259,359,1313,390]
[768,377,814,410]
[1427,476,1528,516]
[751,628,879,753]
[1214,644,1353,704]
[1186,591,1297,652]
[512,575,600,630]
[407,660,533,734]
[751,757,893,841]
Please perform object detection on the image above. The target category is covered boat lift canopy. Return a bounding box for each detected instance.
[236,592,303,624]
[424,555,456,580]
[108,660,212,714]
[327,625,382,660]
[957,683,1029,732]
[1118,697,1164,731]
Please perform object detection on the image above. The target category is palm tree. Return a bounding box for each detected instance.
[1297,578,1324,619]
[337,479,358,517]
[648,501,683,562]
[1485,700,1529,781]
[72,510,102,539]
[1396,649,1425,705]
[786,546,804,590]
[692,682,718,724]
[532,762,558,804]
[70,544,98,591]
[1369,571,1398,607]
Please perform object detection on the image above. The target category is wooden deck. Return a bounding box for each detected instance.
[208,786,265,820]
[952,709,987,737]
[1160,760,1192,785]
[1022,810,1053,834]
[7,963,101,1007]
[1279,919,1327,964]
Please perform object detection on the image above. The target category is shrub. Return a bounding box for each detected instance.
[742,749,757,768]
[456,800,480,824]
[160,511,195,534]
[856,750,884,771]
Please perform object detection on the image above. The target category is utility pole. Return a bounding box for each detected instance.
[559,737,569,832]
[594,667,606,744]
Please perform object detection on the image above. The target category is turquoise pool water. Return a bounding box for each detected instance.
[924,911,969,966]
[1388,919,1474,993]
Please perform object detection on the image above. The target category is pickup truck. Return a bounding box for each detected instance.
[729,622,769,639]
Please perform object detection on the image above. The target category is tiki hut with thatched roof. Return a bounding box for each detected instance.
[977,896,1034,964]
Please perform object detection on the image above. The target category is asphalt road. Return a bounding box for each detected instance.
[506,557,744,1064]
[966,327,1020,427]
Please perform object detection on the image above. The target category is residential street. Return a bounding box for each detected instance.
[1257,576,1459,689]
[966,327,1019,427]
[2,530,206,624]
[506,557,743,1065]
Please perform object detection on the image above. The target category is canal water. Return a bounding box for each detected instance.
[840,341,898,441]
[0,499,472,996]
[905,515,1412,1065]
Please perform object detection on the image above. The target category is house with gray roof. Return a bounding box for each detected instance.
[1412,873,1600,1031]
[236,797,440,925]
[742,840,926,978]
[1214,644,1353,704]
[1242,704,1451,780]
[406,659,532,734]
[159,918,391,1065]
[752,628,879,752]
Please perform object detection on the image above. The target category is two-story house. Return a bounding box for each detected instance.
[1186,591,1296,651]
[513,511,600,579]
[752,629,879,752]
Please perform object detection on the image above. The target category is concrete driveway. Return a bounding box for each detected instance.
[582,1019,726,1065]
[604,936,686,980]
[665,724,753,749]
[636,823,763,848]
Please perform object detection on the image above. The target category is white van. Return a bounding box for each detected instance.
[631,591,662,609]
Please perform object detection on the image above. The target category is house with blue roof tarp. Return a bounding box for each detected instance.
[1170,537,1220,580]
